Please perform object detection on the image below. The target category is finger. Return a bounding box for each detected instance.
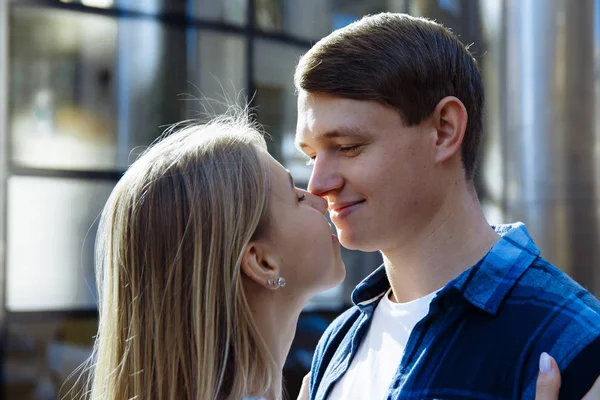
[582,375,600,400]
[297,372,311,400]
[535,352,561,400]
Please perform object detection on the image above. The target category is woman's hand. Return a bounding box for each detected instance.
[535,352,600,399]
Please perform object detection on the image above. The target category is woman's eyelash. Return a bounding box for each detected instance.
[298,193,307,202]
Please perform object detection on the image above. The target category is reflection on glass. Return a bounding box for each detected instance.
[255,0,331,40]
[188,31,247,118]
[4,318,96,399]
[58,0,248,25]
[188,0,248,25]
[6,176,114,311]
[253,40,310,180]
[256,0,283,31]
[10,8,118,170]
[9,8,191,170]
[115,17,188,167]
[81,0,115,8]
[332,0,405,29]
[255,0,406,40]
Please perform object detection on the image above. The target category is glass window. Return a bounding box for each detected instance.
[408,0,474,31]
[188,31,247,117]
[9,8,118,170]
[187,0,248,25]
[255,0,407,40]
[6,176,114,312]
[255,0,332,41]
[438,0,462,16]
[115,17,189,167]
[332,0,407,29]
[5,317,96,399]
[9,8,190,171]
[253,40,311,181]
[57,0,248,25]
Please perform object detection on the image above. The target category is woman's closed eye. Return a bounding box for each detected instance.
[297,193,307,202]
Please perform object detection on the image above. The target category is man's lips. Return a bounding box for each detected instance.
[329,200,365,219]
[329,200,365,213]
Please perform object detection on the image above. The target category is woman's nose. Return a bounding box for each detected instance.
[308,191,328,215]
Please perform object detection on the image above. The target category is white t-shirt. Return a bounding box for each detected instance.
[327,289,438,400]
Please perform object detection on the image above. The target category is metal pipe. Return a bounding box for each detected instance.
[501,0,600,292]
[0,0,10,329]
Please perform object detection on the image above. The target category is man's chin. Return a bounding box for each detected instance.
[338,230,379,253]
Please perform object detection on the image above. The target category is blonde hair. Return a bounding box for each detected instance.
[82,113,277,399]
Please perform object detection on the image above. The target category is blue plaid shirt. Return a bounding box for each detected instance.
[309,223,600,400]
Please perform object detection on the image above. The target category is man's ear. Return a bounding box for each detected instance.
[431,96,468,164]
[240,242,282,290]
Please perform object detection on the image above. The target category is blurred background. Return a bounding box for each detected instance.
[0,0,599,398]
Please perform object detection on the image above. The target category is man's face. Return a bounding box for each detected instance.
[295,91,442,253]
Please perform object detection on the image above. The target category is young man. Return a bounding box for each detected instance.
[294,13,600,400]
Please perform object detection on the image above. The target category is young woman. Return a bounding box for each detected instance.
[83,112,345,400]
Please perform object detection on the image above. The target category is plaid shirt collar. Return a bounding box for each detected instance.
[351,222,541,316]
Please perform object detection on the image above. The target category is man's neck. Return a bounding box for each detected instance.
[382,182,500,303]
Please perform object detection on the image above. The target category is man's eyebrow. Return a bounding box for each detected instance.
[295,128,372,150]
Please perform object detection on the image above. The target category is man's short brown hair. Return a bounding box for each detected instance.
[294,13,484,180]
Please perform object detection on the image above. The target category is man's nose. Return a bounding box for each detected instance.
[307,157,344,197]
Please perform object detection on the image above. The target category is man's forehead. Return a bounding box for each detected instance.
[295,106,324,150]
[296,92,318,125]
[294,93,316,147]
[295,92,381,149]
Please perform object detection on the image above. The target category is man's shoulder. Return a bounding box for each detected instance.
[506,256,600,363]
[508,257,600,398]
[512,256,600,316]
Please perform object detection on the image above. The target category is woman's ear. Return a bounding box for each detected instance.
[432,96,468,164]
[240,242,282,290]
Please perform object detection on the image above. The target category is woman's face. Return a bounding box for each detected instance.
[261,151,345,296]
